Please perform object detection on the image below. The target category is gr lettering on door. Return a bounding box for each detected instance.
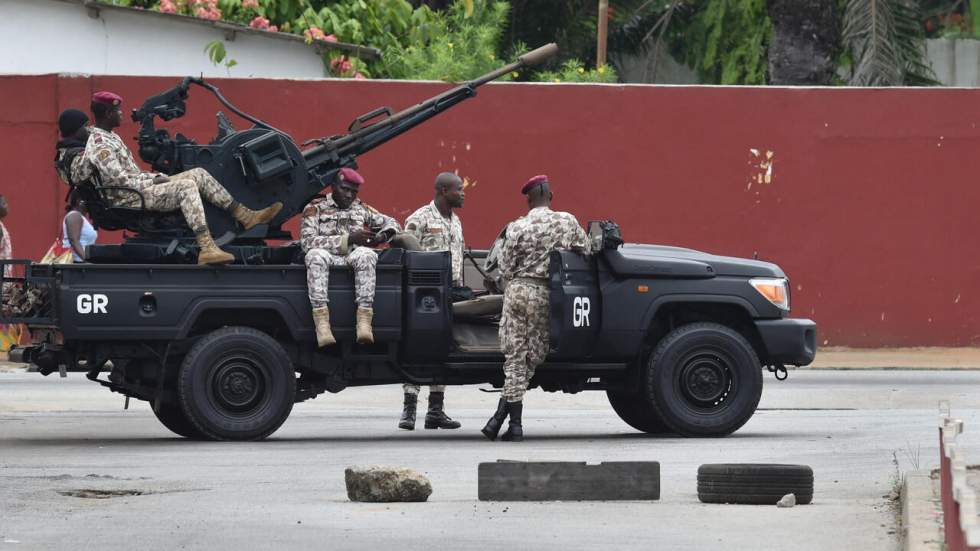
[572,296,591,327]
[77,294,109,314]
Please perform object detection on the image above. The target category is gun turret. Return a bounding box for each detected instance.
[117,44,558,243]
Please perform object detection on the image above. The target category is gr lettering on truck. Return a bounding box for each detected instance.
[76,294,109,314]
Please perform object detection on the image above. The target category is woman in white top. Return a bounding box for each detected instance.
[63,191,98,261]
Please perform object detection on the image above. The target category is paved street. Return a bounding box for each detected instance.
[2,369,977,550]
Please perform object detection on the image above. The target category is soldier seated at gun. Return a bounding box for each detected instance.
[71,91,283,265]
[301,167,421,348]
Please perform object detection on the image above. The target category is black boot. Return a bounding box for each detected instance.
[500,401,523,442]
[481,397,508,441]
[424,392,461,429]
[398,393,417,430]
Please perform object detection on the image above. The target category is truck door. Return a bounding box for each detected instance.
[548,250,600,358]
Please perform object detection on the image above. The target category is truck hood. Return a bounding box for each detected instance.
[608,244,786,278]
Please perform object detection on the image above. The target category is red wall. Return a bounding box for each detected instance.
[4,74,979,347]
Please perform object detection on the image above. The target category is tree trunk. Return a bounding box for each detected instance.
[767,0,839,85]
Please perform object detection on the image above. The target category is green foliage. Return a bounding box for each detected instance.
[533,59,618,83]
[205,39,239,71]
[382,0,512,81]
[683,0,771,85]
[842,0,937,86]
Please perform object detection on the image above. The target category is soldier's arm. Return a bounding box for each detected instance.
[299,205,348,254]
[69,154,94,184]
[563,214,592,254]
[404,211,425,242]
[497,225,516,281]
[84,142,125,185]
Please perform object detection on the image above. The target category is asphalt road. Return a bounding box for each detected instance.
[2,369,977,551]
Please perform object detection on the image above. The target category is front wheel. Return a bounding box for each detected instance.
[606,390,672,434]
[177,326,296,441]
[645,322,762,437]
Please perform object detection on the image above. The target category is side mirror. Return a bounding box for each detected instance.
[588,220,624,250]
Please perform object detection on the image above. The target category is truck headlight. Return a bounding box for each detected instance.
[750,278,789,311]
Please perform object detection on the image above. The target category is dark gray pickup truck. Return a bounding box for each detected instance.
[1,221,816,441]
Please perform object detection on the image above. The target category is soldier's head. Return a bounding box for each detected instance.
[58,109,89,141]
[332,167,364,209]
[521,175,552,210]
[434,172,464,209]
[91,91,123,131]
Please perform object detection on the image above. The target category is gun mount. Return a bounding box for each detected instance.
[79,44,558,263]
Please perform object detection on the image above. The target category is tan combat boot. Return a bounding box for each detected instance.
[312,306,337,348]
[232,201,284,230]
[195,231,235,265]
[356,307,374,344]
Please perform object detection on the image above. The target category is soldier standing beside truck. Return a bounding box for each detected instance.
[301,167,401,348]
[71,91,283,265]
[397,172,466,431]
[482,175,592,442]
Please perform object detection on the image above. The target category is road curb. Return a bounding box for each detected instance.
[903,470,943,551]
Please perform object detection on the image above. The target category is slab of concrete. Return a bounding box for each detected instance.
[902,471,943,551]
[810,348,980,370]
[478,461,660,501]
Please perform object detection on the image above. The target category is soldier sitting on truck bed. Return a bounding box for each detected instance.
[301,167,410,348]
[395,172,467,431]
[71,91,283,266]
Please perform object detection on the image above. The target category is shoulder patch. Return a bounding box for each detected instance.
[97,149,111,162]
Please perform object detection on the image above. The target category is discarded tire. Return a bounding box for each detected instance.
[697,464,813,505]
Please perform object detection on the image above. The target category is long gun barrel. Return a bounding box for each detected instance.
[302,43,558,168]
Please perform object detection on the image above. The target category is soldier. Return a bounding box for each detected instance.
[301,167,401,347]
[481,175,591,442]
[72,91,282,265]
[397,172,466,431]
[54,108,90,187]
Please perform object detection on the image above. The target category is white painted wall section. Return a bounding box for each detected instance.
[0,0,329,78]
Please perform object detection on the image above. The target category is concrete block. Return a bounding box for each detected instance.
[926,39,955,86]
[478,461,660,501]
[902,471,943,551]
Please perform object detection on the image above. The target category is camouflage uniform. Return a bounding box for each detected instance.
[301,195,400,309]
[498,207,591,402]
[401,200,465,395]
[72,127,234,232]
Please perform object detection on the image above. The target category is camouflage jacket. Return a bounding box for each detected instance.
[54,137,89,186]
[499,206,591,281]
[300,195,401,256]
[404,201,465,285]
[72,127,161,206]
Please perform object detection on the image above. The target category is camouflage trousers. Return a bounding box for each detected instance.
[499,279,550,402]
[118,168,235,233]
[305,246,377,309]
[403,384,447,395]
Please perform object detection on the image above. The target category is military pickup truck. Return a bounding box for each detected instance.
[2,222,815,441]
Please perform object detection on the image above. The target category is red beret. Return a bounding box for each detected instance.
[337,167,364,185]
[521,174,549,194]
[92,91,123,106]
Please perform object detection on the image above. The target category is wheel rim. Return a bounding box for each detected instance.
[207,354,268,416]
[676,349,735,411]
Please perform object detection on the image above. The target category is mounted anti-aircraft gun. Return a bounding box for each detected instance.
[84,43,558,263]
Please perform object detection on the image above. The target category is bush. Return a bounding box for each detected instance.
[533,59,618,83]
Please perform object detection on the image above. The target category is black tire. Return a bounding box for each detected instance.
[645,322,763,437]
[177,326,295,441]
[606,390,672,434]
[697,464,814,505]
[152,399,203,439]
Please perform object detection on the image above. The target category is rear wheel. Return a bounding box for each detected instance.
[606,390,672,434]
[645,322,762,437]
[178,326,295,441]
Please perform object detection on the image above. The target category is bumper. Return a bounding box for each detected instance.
[755,318,817,366]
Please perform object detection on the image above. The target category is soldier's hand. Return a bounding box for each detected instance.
[349,229,377,246]
[152,175,170,184]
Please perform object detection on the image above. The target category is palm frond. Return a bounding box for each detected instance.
[843,0,938,86]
